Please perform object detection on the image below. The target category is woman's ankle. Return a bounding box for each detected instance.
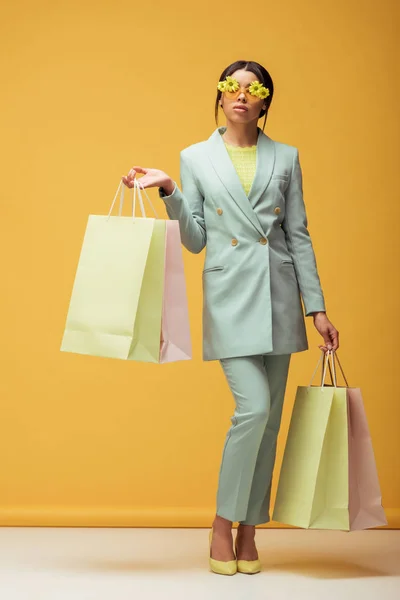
[237,523,256,536]
[212,514,233,533]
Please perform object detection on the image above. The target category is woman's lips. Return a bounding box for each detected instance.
[233,107,247,112]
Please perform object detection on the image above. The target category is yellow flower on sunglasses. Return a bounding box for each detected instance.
[217,75,240,93]
[248,81,270,99]
[217,76,270,99]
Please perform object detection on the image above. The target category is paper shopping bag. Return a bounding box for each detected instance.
[160,220,192,363]
[272,350,387,531]
[347,385,387,530]
[272,351,349,530]
[61,179,191,363]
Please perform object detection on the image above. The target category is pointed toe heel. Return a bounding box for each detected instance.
[208,528,237,575]
[235,538,262,574]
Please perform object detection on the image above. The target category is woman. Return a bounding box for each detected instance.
[122,60,339,575]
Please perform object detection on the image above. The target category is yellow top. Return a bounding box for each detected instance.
[224,142,257,196]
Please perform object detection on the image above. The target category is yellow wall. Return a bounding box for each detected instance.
[1,0,399,527]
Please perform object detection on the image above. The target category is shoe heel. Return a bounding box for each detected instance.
[208,528,237,576]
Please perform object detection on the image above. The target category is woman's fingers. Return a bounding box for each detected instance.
[329,326,339,351]
[122,176,140,188]
[318,319,340,355]
[318,343,340,354]
[334,331,339,350]
[318,343,333,354]
[131,166,148,174]
[121,166,149,188]
[122,175,134,187]
[127,177,140,188]
[123,167,169,189]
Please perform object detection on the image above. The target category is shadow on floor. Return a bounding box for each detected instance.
[265,553,397,579]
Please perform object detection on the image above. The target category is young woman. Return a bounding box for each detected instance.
[122,60,339,576]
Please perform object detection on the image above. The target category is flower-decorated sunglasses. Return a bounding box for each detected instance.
[217,75,270,103]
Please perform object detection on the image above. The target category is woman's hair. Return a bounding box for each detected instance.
[215,60,274,131]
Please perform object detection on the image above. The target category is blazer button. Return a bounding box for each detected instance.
[217,208,223,215]
[274,206,281,214]
[259,237,268,245]
[231,238,238,246]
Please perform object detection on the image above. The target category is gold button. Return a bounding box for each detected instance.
[231,238,238,246]
[217,208,223,215]
[274,206,281,214]
[259,237,268,245]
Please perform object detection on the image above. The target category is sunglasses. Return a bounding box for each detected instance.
[217,76,270,103]
[222,85,264,103]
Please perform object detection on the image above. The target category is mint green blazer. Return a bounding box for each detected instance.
[159,126,326,361]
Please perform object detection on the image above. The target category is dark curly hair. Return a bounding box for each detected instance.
[215,60,274,132]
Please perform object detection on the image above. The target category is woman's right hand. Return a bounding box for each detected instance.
[122,166,171,190]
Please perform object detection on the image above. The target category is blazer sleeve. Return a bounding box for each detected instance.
[281,148,327,316]
[158,151,206,254]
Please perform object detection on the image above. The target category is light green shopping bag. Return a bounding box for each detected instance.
[272,351,350,530]
[61,180,166,362]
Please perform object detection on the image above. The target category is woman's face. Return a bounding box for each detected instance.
[220,69,266,123]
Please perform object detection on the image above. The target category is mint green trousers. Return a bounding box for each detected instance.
[216,353,292,525]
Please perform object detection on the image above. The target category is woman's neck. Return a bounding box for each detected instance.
[220,123,259,148]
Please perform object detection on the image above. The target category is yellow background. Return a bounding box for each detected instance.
[1,0,399,527]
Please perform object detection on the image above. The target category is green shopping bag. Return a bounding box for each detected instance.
[60,179,166,362]
[272,350,350,530]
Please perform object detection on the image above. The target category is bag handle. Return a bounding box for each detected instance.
[132,179,159,219]
[106,179,159,221]
[330,350,350,387]
[307,349,350,390]
[308,350,336,390]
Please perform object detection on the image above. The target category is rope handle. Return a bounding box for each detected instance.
[307,349,350,389]
[106,178,159,221]
[330,350,349,387]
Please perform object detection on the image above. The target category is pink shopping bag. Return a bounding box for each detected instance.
[160,220,192,363]
[346,388,387,529]
[329,352,387,530]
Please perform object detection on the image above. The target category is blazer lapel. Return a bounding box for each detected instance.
[205,126,276,237]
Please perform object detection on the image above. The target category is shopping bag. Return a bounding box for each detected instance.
[160,220,192,363]
[346,384,387,530]
[272,350,387,531]
[60,179,192,363]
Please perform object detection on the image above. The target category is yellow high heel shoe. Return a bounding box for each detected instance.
[234,535,262,574]
[208,528,237,575]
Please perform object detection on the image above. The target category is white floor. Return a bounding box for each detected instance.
[0,527,399,599]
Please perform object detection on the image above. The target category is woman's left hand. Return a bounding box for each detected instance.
[311,312,339,353]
